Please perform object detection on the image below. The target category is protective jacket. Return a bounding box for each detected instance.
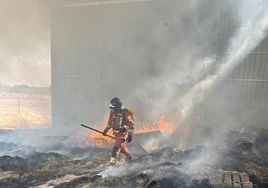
[106,109,134,137]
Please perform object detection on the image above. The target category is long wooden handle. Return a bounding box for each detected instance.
[80,124,115,139]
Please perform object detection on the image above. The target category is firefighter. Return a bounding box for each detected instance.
[102,97,134,166]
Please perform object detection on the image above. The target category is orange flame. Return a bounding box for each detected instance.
[0,107,51,129]
[83,116,173,147]
[137,116,172,133]
[82,125,113,147]
[89,130,112,147]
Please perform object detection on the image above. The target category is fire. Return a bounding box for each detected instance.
[158,116,172,131]
[82,116,172,147]
[82,125,113,147]
[89,130,113,147]
[0,108,51,129]
[137,116,172,133]
[0,94,51,129]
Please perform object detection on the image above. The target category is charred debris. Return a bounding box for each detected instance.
[0,127,267,188]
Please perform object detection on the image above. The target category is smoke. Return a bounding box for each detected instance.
[179,1,268,130]
[0,0,50,87]
[108,0,268,178]
[134,0,268,133]
[133,0,219,122]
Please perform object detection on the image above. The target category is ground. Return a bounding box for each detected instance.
[0,127,267,188]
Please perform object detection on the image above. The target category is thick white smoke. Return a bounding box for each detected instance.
[0,0,50,87]
[179,1,268,124]
[134,0,268,133]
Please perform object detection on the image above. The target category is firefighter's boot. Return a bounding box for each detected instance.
[108,157,118,166]
[124,153,133,164]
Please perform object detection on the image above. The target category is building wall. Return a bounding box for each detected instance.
[51,0,268,128]
[51,0,154,125]
[200,1,268,129]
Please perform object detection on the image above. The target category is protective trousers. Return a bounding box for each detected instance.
[109,132,132,164]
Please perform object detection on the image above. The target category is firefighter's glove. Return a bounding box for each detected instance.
[127,135,132,143]
[102,129,108,136]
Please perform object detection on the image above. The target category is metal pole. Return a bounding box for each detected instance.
[18,98,20,114]
[80,124,115,139]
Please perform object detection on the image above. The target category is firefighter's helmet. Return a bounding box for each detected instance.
[109,97,122,110]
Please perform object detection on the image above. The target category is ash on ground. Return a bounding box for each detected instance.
[0,127,267,188]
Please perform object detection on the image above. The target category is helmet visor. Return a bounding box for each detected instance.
[109,103,115,109]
